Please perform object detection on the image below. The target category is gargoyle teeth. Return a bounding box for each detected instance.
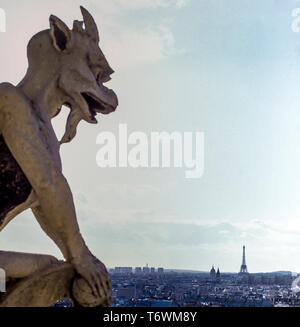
[81,92,106,120]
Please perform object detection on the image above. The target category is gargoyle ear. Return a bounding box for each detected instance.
[49,15,72,52]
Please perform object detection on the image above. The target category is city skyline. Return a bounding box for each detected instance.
[108,265,297,274]
[108,244,299,274]
[110,264,296,307]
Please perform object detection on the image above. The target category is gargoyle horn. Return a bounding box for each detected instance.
[80,6,99,44]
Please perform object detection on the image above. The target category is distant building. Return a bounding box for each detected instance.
[210,266,216,280]
[216,268,221,281]
[143,264,150,274]
[135,267,142,274]
[157,267,164,274]
[116,285,136,299]
[124,267,133,274]
[115,267,133,274]
[239,245,249,275]
[150,267,155,274]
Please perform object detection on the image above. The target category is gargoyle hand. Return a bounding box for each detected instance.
[71,251,112,305]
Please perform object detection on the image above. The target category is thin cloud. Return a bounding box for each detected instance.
[85,0,188,69]
[87,0,189,13]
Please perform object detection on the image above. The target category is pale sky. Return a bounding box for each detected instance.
[2,0,300,273]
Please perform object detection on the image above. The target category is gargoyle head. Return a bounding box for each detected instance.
[22,7,118,144]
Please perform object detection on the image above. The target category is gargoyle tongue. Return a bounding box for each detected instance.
[60,108,83,144]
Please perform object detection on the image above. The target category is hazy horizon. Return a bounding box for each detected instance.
[108,265,298,274]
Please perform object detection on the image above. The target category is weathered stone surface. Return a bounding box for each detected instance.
[0,262,75,307]
[72,257,112,307]
[0,6,118,307]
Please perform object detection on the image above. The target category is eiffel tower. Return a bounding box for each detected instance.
[239,245,249,275]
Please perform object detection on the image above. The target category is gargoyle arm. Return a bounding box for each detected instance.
[32,205,69,260]
[0,86,87,262]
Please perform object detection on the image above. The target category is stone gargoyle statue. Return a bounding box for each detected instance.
[0,6,118,306]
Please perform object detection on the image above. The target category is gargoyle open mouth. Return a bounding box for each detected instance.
[81,92,107,121]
